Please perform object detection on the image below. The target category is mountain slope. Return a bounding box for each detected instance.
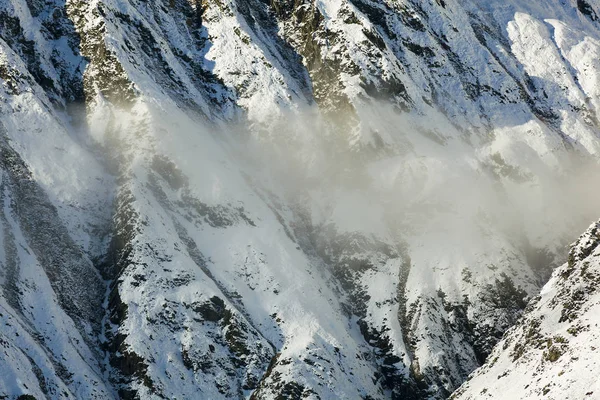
[452,221,600,400]
[0,0,600,399]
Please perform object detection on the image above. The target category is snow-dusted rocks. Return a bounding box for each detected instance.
[452,221,600,400]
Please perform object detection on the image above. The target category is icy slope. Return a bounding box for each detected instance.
[452,221,600,400]
[0,34,115,399]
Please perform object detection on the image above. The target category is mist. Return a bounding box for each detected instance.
[224,100,600,288]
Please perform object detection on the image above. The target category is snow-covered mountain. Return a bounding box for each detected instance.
[452,220,600,400]
[1,0,600,399]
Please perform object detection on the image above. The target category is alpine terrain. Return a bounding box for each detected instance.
[0,0,600,399]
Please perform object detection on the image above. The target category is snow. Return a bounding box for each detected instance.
[2,0,600,398]
[453,221,600,400]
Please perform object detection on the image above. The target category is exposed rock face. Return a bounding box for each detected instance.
[1,0,600,399]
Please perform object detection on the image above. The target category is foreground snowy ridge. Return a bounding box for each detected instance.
[452,221,600,400]
[0,0,600,399]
